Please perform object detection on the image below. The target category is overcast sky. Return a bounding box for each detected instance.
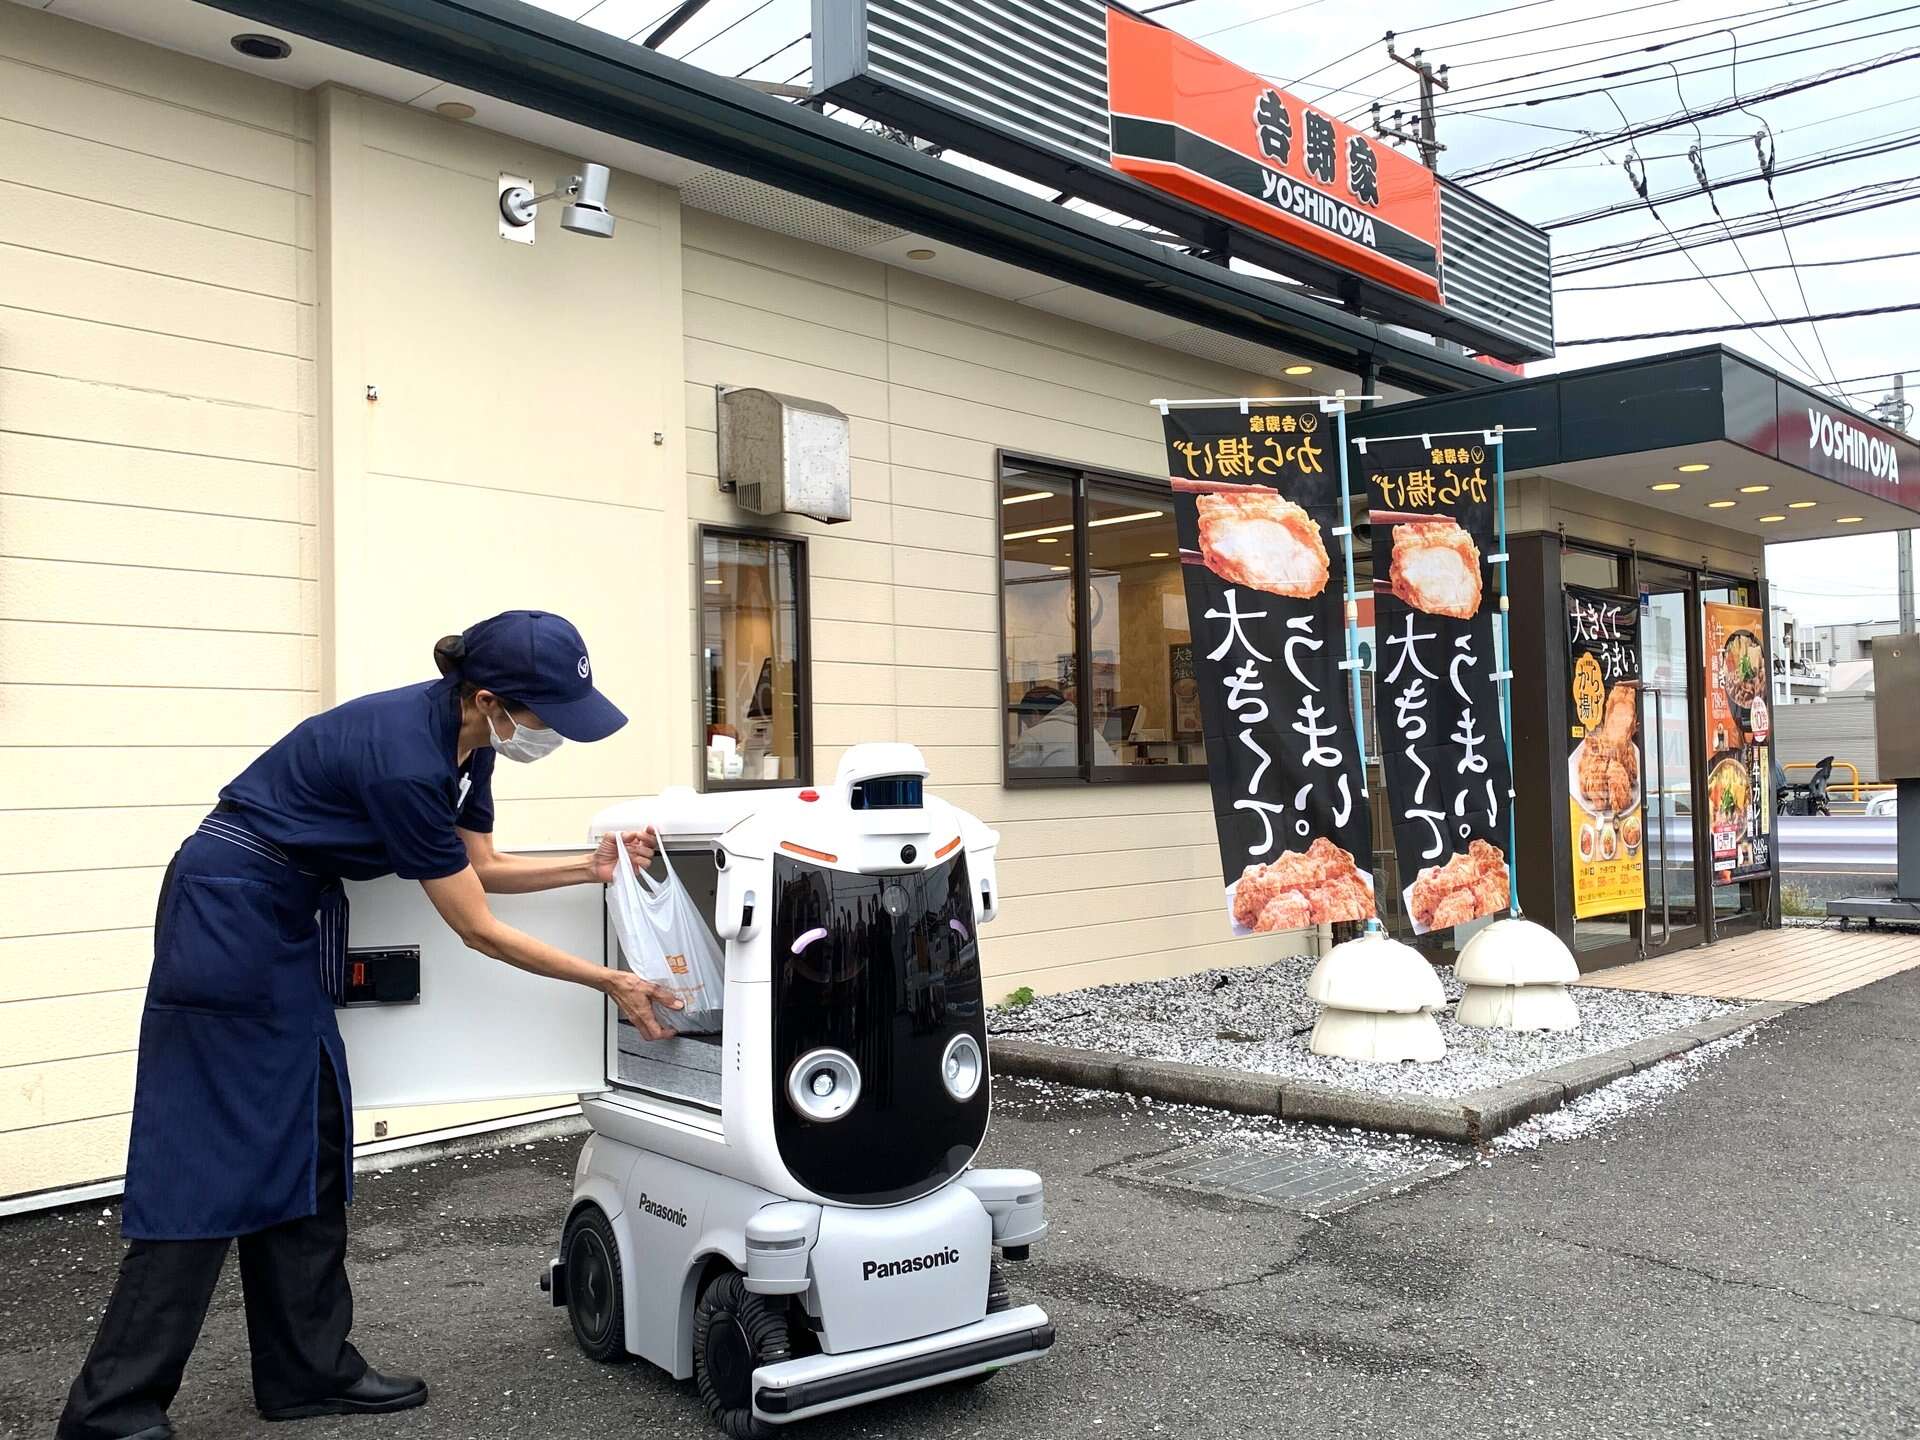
[533,0,1913,626]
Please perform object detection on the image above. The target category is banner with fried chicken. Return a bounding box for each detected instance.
[1360,438,1513,934]
[1160,404,1376,936]
[1566,585,1645,919]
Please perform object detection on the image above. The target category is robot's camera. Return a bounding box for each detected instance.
[900,844,917,865]
[713,848,728,871]
[786,1048,860,1122]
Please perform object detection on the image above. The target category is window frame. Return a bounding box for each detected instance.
[696,522,813,793]
[996,449,1209,789]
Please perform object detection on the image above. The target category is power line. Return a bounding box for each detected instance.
[1539,127,1920,228]
[1561,300,1920,345]
[1556,247,1920,291]
[1193,0,1333,42]
[1455,48,1920,181]
[673,0,777,63]
[1437,9,1920,122]
[1345,0,1856,121]
[736,30,807,77]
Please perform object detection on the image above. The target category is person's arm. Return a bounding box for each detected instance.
[459,827,657,894]
[419,864,680,1039]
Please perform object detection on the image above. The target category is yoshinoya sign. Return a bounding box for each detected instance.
[1769,386,1920,504]
[1106,8,1442,303]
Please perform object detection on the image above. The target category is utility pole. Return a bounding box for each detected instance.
[1371,38,1449,171]
[1876,377,1914,634]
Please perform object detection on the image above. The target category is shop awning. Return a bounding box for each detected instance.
[1348,347,1920,541]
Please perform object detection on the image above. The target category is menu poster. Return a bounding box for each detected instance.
[1566,586,1645,919]
[1702,601,1773,882]
[1361,437,1514,934]
[1160,404,1376,937]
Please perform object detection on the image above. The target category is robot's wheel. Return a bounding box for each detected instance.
[694,1272,791,1439]
[562,1206,628,1363]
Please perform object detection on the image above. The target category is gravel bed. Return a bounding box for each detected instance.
[989,954,1748,1100]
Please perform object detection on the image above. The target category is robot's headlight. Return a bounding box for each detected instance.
[787,1048,860,1122]
[940,1033,983,1102]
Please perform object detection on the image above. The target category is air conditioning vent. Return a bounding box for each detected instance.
[717,387,852,524]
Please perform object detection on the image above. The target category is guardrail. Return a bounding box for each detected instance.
[1645,815,1896,875]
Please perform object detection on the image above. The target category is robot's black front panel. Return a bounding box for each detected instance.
[770,852,989,1205]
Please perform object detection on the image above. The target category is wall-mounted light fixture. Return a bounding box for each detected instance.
[498,162,614,243]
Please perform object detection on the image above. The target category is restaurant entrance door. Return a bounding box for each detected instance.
[1638,563,1709,956]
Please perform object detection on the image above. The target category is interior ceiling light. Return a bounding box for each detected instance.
[1649,482,1682,492]
[435,100,477,120]
[1284,365,1313,376]
[1150,550,1171,558]
[1836,515,1864,524]
[230,33,292,60]
[1676,462,1711,473]
[906,247,936,260]
[1089,510,1165,528]
[1005,522,1071,541]
[1739,484,1771,494]
[1707,499,1737,509]
[1788,500,1818,509]
[1001,491,1049,505]
[1035,536,1059,544]
[1048,564,1069,572]
[1759,514,1786,523]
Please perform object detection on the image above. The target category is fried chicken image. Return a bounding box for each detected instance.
[1406,839,1510,932]
[1231,836,1374,932]
[1196,490,1330,599]
[1575,682,1641,815]
[1388,519,1482,619]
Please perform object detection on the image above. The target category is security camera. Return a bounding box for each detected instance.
[498,161,614,238]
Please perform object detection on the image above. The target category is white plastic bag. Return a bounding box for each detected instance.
[605,836,725,1035]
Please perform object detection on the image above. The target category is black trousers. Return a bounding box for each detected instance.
[57,1054,366,1439]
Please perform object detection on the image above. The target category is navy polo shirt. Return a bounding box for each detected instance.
[219,676,495,882]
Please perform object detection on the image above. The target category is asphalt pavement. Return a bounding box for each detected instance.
[3,968,1916,1440]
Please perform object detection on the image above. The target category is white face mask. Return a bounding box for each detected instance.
[488,708,564,764]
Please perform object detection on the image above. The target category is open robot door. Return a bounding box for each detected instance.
[338,862,608,1109]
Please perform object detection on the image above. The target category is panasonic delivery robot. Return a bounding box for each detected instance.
[544,742,1053,1435]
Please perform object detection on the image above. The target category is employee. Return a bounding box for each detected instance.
[58,611,680,1440]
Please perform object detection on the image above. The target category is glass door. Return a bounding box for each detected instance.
[1701,579,1769,934]
[1638,564,1707,953]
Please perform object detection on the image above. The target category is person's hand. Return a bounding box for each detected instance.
[591,828,658,885]
[608,969,682,1041]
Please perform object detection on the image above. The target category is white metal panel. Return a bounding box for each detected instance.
[340,872,607,1108]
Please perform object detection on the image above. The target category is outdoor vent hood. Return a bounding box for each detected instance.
[717,387,852,524]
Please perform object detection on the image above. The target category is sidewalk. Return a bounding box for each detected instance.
[5,967,1915,1438]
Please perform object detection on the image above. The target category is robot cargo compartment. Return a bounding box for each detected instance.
[615,1027,721,1111]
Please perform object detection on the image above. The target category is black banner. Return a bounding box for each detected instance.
[1160,405,1375,936]
[1361,438,1513,934]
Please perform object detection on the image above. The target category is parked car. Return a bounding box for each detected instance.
[1867,789,1898,817]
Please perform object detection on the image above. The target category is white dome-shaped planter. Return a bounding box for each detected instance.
[1454,917,1580,1031]
[1306,929,1446,1062]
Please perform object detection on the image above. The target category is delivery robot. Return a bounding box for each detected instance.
[542,742,1053,1435]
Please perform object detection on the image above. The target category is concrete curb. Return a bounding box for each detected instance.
[990,1003,1794,1144]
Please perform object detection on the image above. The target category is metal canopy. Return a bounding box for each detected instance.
[1348,347,1920,541]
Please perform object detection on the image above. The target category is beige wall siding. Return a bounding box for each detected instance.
[681,210,1324,999]
[0,5,320,1196]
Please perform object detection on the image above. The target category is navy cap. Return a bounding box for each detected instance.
[457,611,627,742]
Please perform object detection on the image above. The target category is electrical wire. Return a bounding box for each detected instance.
[736,30,807,77]
[1540,126,1920,227]
[672,0,777,63]
[1556,178,1920,271]
[1194,0,1333,42]
[1405,0,1884,116]
[1556,248,1920,292]
[1456,48,1920,181]
[1342,0,1844,121]
[1562,302,1920,343]
[1436,9,1920,122]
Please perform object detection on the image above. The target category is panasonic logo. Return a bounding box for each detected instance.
[862,1246,960,1282]
[635,1193,687,1228]
[1810,407,1900,483]
[1257,170,1379,248]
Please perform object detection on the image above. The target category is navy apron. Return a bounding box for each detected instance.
[123,811,351,1241]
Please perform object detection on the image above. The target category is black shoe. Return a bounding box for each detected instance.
[260,1368,428,1421]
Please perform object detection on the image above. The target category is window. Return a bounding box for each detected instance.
[700,527,809,788]
[999,457,1205,782]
